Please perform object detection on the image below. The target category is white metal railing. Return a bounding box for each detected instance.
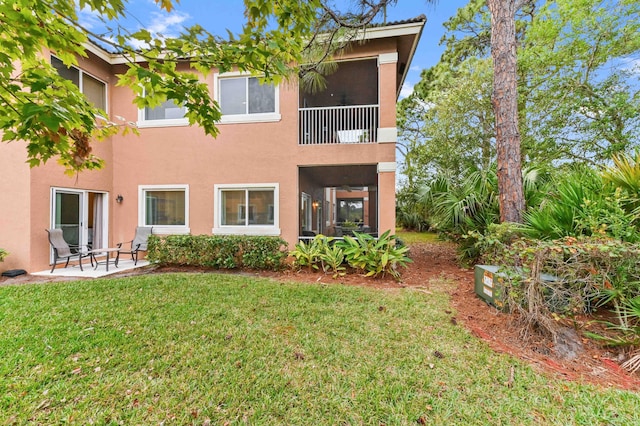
[299,104,379,145]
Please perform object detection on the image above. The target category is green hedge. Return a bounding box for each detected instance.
[147,235,288,271]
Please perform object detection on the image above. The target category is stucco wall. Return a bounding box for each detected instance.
[0,140,31,271]
[7,35,405,271]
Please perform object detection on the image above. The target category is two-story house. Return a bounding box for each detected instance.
[0,16,425,273]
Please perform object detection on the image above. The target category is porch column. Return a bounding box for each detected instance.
[377,162,396,236]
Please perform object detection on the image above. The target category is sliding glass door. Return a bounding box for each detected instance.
[51,188,108,255]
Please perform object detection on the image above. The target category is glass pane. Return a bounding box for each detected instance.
[248,78,275,114]
[145,190,185,225]
[51,56,79,86]
[55,192,81,247]
[221,190,245,225]
[220,78,247,115]
[338,199,364,223]
[82,73,106,110]
[144,99,186,120]
[249,190,274,225]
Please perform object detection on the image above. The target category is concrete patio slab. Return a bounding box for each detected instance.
[31,260,150,278]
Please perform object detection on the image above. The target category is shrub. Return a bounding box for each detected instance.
[147,234,288,271]
[524,166,640,242]
[0,248,8,262]
[290,236,327,271]
[319,242,346,278]
[239,236,288,270]
[289,232,412,280]
[339,230,411,280]
[477,234,640,345]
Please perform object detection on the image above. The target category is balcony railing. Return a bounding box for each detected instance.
[299,104,379,145]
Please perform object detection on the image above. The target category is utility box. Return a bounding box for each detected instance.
[474,265,507,309]
[475,265,562,311]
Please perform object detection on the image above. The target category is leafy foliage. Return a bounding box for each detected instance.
[318,243,347,278]
[289,231,411,280]
[524,166,640,242]
[340,231,411,280]
[290,235,331,271]
[0,248,8,262]
[396,186,431,232]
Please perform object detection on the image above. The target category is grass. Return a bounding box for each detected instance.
[396,228,440,244]
[1,274,639,425]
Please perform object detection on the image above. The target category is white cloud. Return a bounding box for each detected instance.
[146,11,190,36]
[77,6,103,31]
[127,11,190,50]
[409,65,421,72]
[400,82,414,99]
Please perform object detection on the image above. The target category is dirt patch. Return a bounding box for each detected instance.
[3,241,639,390]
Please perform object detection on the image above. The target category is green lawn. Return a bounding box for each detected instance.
[395,229,440,244]
[1,274,638,424]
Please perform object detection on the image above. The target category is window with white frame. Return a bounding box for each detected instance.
[137,95,188,127]
[214,184,279,235]
[139,185,190,234]
[144,99,187,121]
[216,74,280,123]
[51,55,107,110]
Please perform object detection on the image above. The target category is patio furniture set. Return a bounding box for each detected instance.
[46,227,152,273]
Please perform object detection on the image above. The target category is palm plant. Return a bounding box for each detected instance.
[603,151,640,214]
[420,167,499,236]
[524,165,640,242]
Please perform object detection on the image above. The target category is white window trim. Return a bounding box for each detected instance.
[51,54,109,115]
[213,183,280,236]
[136,89,189,128]
[137,109,189,128]
[214,71,281,124]
[138,184,190,234]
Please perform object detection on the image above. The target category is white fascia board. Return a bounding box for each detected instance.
[359,21,424,41]
[85,21,425,66]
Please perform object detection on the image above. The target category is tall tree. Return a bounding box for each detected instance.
[487,0,524,223]
[398,0,640,219]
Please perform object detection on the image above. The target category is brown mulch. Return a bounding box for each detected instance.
[2,240,639,391]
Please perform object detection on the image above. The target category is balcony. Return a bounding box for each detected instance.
[299,57,379,146]
[299,104,379,145]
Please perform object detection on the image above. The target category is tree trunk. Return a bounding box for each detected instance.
[487,0,524,223]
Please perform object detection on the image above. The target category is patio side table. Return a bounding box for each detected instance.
[89,247,121,272]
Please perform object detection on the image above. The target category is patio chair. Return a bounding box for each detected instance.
[46,228,93,273]
[116,227,152,265]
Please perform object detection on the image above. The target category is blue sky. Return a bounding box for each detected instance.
[81,0,470,97]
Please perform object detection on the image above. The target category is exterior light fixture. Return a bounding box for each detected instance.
[116,194,124,203]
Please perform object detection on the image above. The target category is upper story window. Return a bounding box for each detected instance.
[216,74,280,124]
[138,96,188,128]
[144,99,187,121]
[51,55,107,111]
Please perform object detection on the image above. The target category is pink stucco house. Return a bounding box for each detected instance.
[0,17,425,273]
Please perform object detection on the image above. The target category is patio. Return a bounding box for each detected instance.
[31,259,150,279]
